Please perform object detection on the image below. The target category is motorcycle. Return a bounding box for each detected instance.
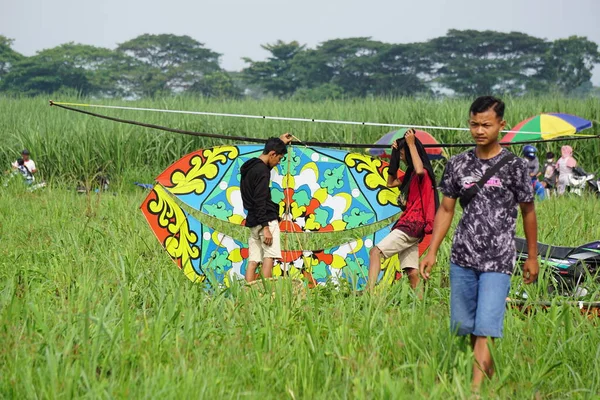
[569,167,597,196]
[515,237,600,297]
[584,173,600,197]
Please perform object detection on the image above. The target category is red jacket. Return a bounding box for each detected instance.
[393,170,436,239]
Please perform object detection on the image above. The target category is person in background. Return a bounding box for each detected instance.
[556,145,577,195]
[5,149,45,191]
[522,145,545,200]
[12,158,35,183]
[541,152,557,197]
[12,149,37,175]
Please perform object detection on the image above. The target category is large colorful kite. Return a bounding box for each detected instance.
[141,144,430,289]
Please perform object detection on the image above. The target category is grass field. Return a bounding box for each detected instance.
[1,96,600,398]
[1,180,600,399]
[1,96,599,183]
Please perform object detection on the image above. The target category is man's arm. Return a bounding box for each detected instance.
[520,202,539,284]
[387,174,401,188]
[419,196,456,279]
[252,172,276,245]
[252,173,271,227]
[405,129,424,176]
[408,143,424,176]
[386,139,402,187]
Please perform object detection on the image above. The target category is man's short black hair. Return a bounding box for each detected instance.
[469,96,505,119]
[546,151,555,159]
[263,137,287,156]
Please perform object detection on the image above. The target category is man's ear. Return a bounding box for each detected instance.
[499,119,507,130]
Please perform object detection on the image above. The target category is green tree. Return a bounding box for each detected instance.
[533,36,600,94]
[430,30,549,96]
[187,71,241,98]
[291,38,429,97]
[0,42,165,98]
[117,34,222,93]
[0,36,24,80]
[33,43,139,97]
[1,55,91,96]
[373,43,432,96]
[289,48,333,89]
[103,57,168,98]
[312,38,388,97]
[242,40,306,97]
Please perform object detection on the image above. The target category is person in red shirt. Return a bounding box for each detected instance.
[366,129,438,290]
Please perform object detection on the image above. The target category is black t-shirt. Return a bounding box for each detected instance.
[240,158,279,228]
[438,149,534,274]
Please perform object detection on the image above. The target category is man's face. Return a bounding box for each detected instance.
[468,109,506,146]
[22,153,30,161]
[267,152,285,169]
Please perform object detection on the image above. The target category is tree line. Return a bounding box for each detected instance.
[1,30,599,99]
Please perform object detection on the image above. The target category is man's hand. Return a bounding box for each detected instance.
[280,133,293,145]
[263,226,273,246]
[405,128,416,146]
[522,257,539,284]
[419,252,436,280]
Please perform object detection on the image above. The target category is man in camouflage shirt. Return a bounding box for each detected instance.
[420,96,539,390]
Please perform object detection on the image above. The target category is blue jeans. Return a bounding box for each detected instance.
[450,263,511,338]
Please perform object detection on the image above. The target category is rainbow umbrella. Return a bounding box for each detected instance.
[368,128,447,160]
[501,113,592,143]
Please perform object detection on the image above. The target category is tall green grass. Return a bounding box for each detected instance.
[1,184,599,398]
[1,96,599,184]
[2,96,600,398]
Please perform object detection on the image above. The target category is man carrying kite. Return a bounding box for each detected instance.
[367,129,438,290]
[241,133,293,282]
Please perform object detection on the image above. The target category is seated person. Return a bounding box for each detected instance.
[12,149,37,175]
[12,157,35,183]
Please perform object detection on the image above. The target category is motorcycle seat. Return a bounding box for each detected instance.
[515,237,573,259]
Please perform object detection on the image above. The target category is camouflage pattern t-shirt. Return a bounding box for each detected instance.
[438,148,534,274]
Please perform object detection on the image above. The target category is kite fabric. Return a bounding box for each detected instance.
[140,184,426,290]
[155,145,404,233]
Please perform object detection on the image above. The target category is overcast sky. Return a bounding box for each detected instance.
[2,0,599,84]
